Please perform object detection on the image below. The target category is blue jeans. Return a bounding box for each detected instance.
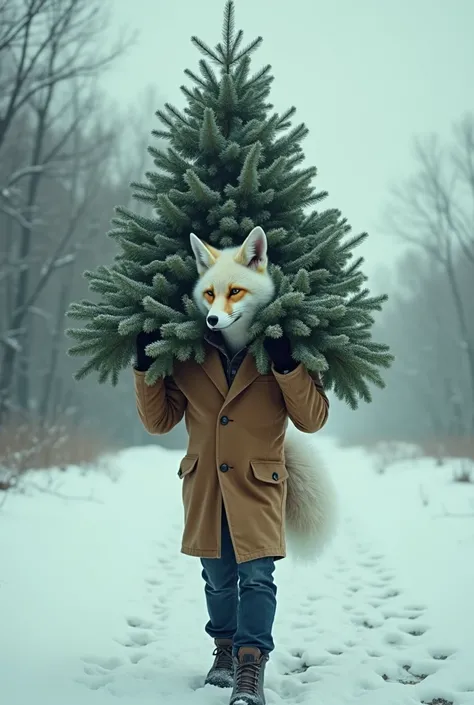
[200,508,277,655]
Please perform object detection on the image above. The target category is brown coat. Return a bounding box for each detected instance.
[134,343,328,563]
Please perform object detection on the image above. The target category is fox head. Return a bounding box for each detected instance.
[190,226,275,337]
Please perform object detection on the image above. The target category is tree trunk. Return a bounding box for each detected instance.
[0,93,53,421]
[445,247,474,430]
[39,270,72,423]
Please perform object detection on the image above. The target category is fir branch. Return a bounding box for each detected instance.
[276,106,297,131]
[109,271,153,301]
[118,313,145,336]
[234,36,263,64]
[185,169,222,206]
[245,64,272,91]
[155,109,174,129]
[151,128,172,141]
[233,53,250,87]
[339,231,368,255]
[198,59,219,90]
[191,35,222,64]
[222,0,235,67]
[199,108,226,154]
[142,296,186,322]
[164,102,193,127]
[218,72,238,113]
[180,85,206,108]
[271,123,309,158]
[156,194,191,230]
[184,67,208,91]
[231,28,244,58]
[293,268,310,293]
[237,141,261,196]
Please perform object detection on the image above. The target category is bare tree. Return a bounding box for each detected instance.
[0,0,127,154]
[0,0,130,422]
[385,114,474,426]
[0,4,179,459]
[395,250,470,439]
[38,90,116,422]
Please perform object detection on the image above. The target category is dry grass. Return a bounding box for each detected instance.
[417,436,474,463]
[339,435,474,482]
[0,419,118,492]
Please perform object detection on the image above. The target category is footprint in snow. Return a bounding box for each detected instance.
[397,621,430,637]
[351,614,385,629]
[76,512,463,705]
[428,647,456,661]
[81,654,123,672]
[75,673,114,690]
[114,629,156,648]
[129,651,147,664]
[77,655,123,691]
[126,615,154,629]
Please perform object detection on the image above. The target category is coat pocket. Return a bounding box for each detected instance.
[178,454,198,478]
[250,460,289,485]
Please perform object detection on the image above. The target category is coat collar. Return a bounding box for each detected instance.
[201,341,228,398]
[202,331,261,406]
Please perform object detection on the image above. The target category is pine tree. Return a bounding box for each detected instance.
[67,1,393,408]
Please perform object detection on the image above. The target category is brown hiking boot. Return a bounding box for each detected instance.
[229,646,268,705]
[205,638,234,688]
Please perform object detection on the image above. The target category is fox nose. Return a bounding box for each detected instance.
[207,315,219,328]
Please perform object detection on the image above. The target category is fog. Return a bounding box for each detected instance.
[1,0,473,465]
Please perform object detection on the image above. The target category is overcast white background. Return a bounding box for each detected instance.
[99,0,474,286]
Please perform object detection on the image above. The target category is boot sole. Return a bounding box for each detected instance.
[230,695,266,705]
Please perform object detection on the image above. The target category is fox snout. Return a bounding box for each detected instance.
[205,308,242,330]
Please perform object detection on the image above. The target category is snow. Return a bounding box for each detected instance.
[1,439,474,705]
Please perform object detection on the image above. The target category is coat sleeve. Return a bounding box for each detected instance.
[133,369,187,434]
[272,363,329,433]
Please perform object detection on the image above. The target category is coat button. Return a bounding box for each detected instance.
[220,463,229,472]
[272,472,279,481]
[220,415,229,425]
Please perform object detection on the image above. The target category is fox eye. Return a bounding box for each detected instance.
[229,288,241,296]
[204,289,214,298]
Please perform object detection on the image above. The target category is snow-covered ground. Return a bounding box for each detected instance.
[1,437,474,705]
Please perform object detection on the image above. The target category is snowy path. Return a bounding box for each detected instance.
[1,439,473,705]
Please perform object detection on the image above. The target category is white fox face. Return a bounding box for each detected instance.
[190,226,275,333]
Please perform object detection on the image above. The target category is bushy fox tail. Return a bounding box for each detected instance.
[284,425,338,561]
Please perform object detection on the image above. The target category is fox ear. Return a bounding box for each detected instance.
[190,233,218,275]
[235,226,268,270]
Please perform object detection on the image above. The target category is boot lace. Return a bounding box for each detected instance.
[213,644,233,671]
[235,660,260,694]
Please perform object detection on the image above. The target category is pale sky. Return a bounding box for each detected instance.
[102,0,474,284]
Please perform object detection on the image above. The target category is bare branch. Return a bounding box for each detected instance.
[385,115,474,429]
[0,0,48,54]
[0,334,22,352]
[27,480,104,504]
[0,0,133,423]
[0,0,133,152]
[386,120,474,266]
[0,198,34,229]
[4,163,46,188]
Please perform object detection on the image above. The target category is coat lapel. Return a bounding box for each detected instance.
[201,345,228,399]
[222,352,260,408]
[201,332,260,406]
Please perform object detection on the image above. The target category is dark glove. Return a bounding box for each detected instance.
[135,329,160,372]
[263,334,298,374]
